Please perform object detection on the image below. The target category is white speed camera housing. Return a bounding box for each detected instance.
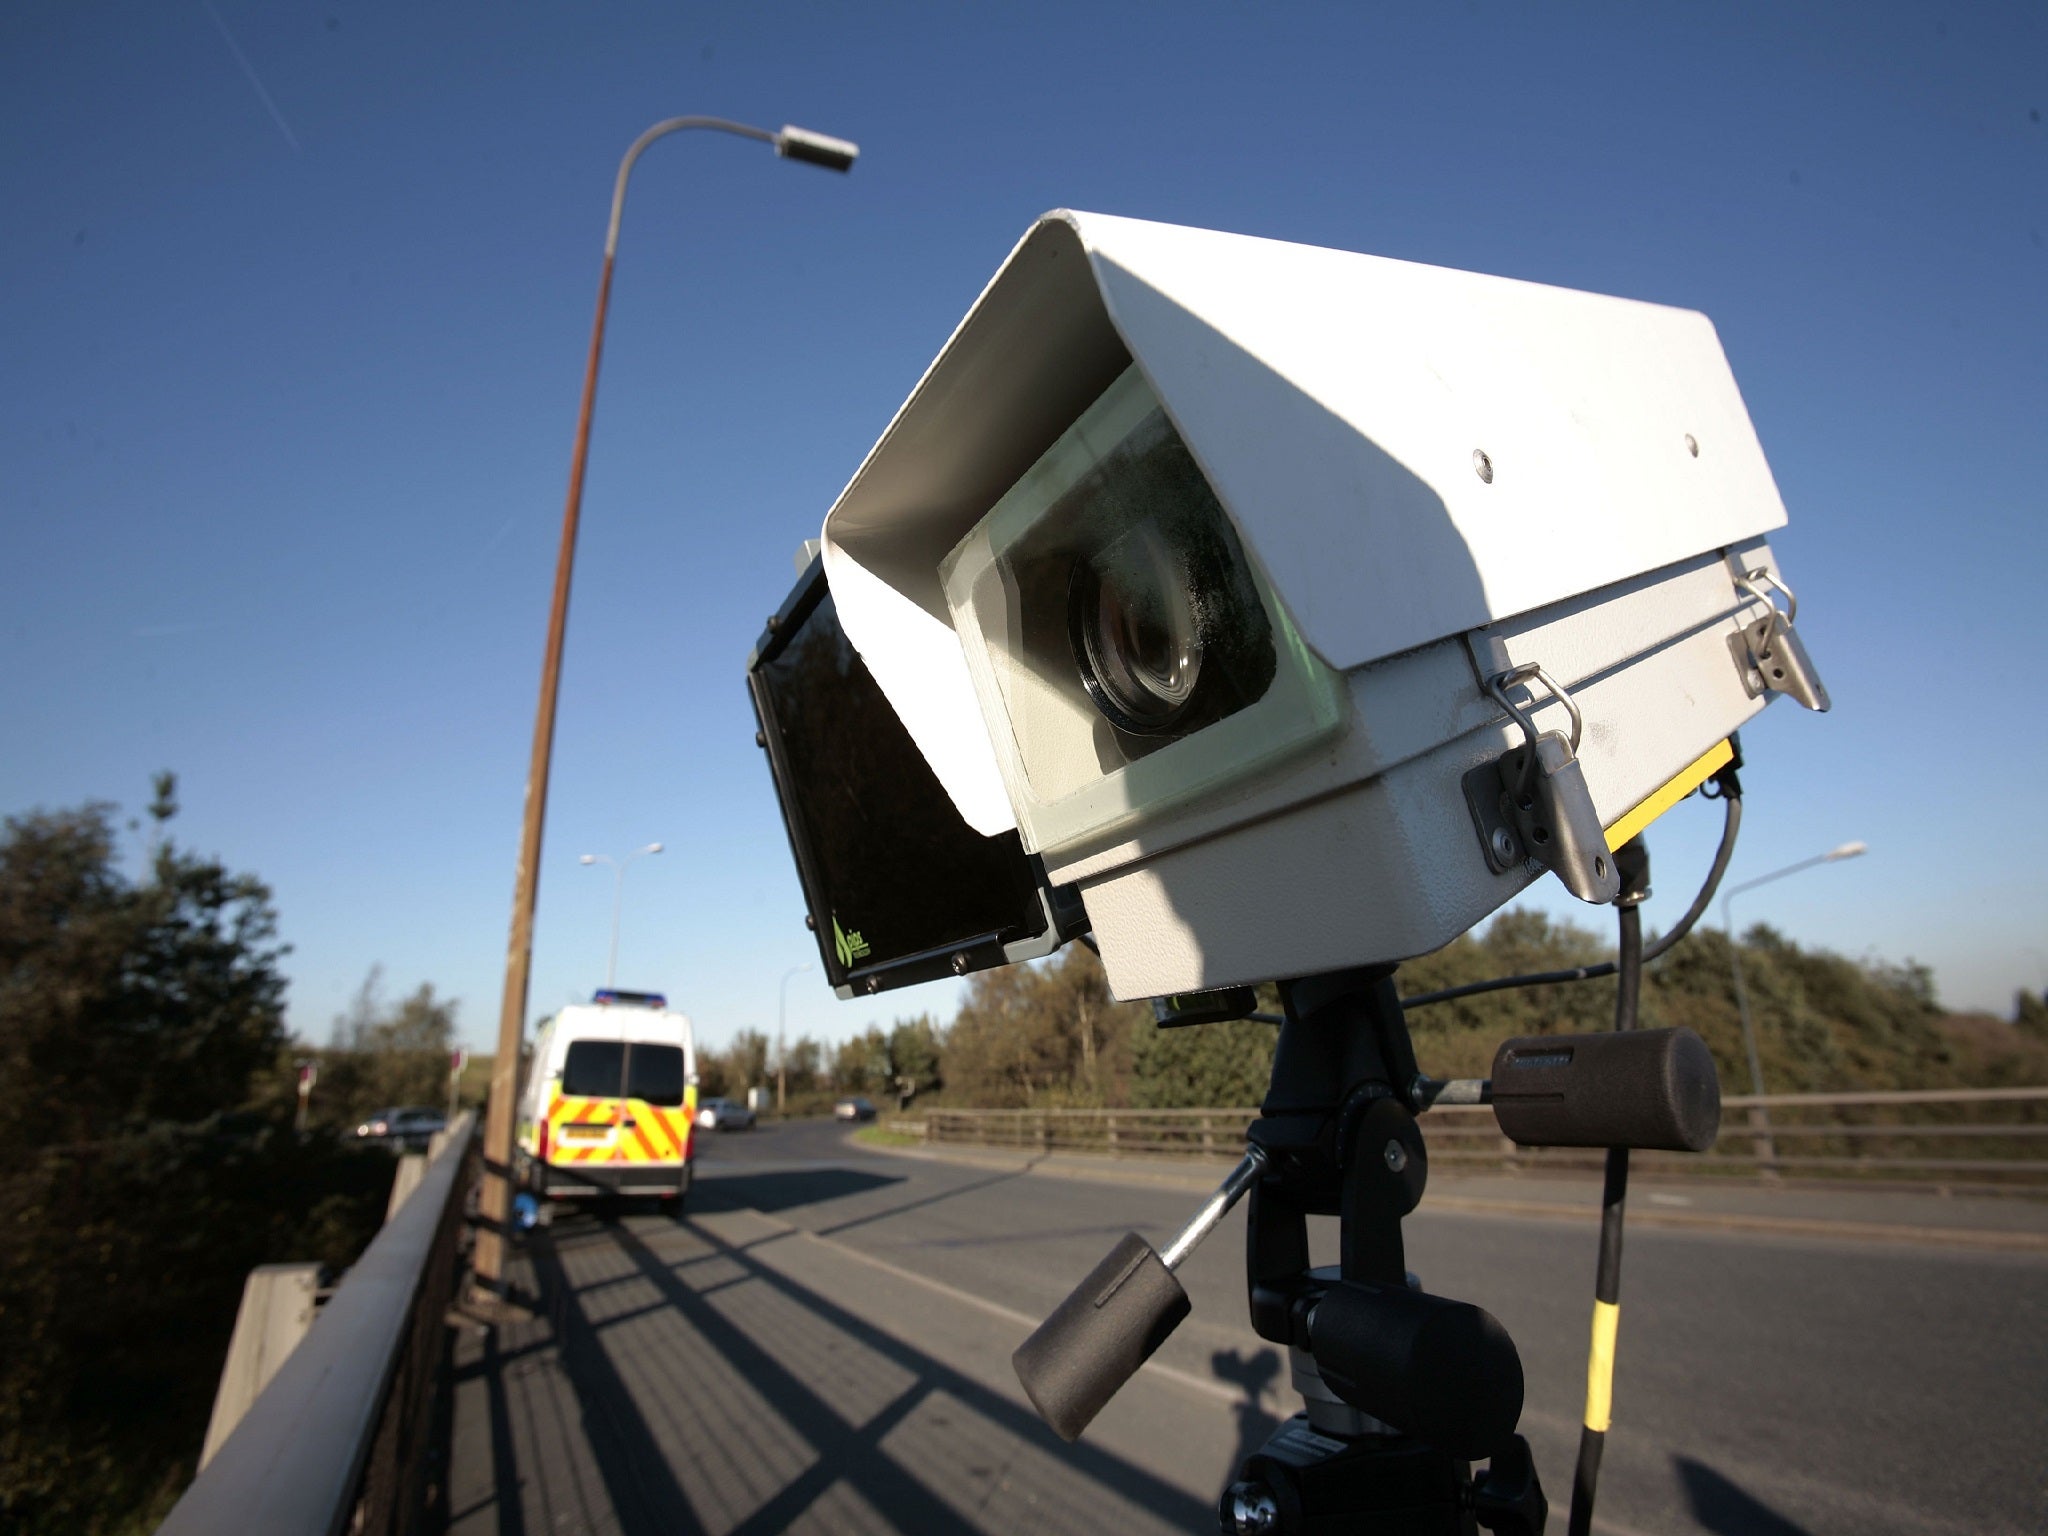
[820,212,1826,998]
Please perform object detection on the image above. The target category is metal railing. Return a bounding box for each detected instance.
[919,1088,2048,1189]
[158,1112,479,1536]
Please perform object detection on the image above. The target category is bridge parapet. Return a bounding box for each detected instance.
[158,1111,478,1536]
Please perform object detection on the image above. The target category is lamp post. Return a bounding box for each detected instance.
[580,842,663,987]
[1723,840,1867,1173]
[473,117,859,1301]
[777,961,813,1114]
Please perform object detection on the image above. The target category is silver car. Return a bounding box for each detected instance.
[353,1106,446,1151]
[696,1096,756,1131]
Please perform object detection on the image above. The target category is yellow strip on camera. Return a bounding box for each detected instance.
[1604,739,1734,853]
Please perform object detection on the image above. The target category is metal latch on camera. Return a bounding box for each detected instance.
[1462,662,1621,905]
[1728,566,1830,712]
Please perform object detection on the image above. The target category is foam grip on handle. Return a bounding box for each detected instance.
[1011,1232,1190,1442]
[1491,1026,1721,1152]
[1310,1280,1525,1459]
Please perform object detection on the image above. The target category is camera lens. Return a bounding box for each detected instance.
[1069,525,1204,735]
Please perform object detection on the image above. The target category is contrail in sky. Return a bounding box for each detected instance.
[199,0,301,152]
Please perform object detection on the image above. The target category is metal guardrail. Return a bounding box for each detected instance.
[158,1112,479,1536]
[918,1088,2048,1188]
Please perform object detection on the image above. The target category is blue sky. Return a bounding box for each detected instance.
[3,1,2043,1056]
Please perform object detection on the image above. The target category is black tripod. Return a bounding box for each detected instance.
[1219,964,1545,1535]
[1013,955,1718,1531]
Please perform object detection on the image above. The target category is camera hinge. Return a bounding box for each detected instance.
[1461,661,1621,905]
[1727,566,1830,712]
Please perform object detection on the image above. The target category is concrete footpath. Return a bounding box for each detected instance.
[865,1135,2048,1251]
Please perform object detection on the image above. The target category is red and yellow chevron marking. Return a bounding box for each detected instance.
[537,1086,695,1167]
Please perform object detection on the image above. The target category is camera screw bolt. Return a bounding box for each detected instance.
[1489,826,1519,865]
[950,952,971,975]
[1472,448,1494,484]
[1383,1139,1409,1173]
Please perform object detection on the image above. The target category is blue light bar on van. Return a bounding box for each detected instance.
[592,988,666,1008]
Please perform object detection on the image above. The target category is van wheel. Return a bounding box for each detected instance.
[659,1193,686,1221]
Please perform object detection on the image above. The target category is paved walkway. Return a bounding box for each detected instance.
[444,1121,2048,1535]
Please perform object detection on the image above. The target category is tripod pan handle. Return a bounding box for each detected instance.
[1012,1232,1191,1442]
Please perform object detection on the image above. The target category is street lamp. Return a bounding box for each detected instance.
[580,842,663,987]
[474,116,859,1302]
[778,961,814,1114]
[1723,840,1868,1172]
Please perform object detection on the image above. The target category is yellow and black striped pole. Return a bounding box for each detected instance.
[1568,844,1647,1536]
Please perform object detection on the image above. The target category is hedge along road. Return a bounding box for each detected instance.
[446,1118,2048,1536]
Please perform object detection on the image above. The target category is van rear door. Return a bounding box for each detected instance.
[550,1038,692,1169]
[622,1042,693,1163]
[554,1040,628,1159]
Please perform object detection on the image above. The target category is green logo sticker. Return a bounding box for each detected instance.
[833,914,871,967]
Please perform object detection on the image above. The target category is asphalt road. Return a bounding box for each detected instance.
[447,1119,2048,1535]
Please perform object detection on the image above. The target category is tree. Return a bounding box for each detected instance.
[0,785,288,1154]
[945,945,1143,1106]
[833,1027,890,1095]
[783,1035,823,1094]
[311,970,459,1125]
[1129,1014,1277,1108]
[886,1015,942,1108]
[0,780,391,1536]
[726,1029,771,1092]
[2015,989,2048,1043]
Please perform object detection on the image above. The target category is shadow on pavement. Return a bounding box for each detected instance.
[1210,1346,1283,1496]
[1675,1455,1813,1535]
[814,1158,1046,1241]
[689,1166,903,1214]
[466,1213,1218,1533]
[523,1236,709,1536]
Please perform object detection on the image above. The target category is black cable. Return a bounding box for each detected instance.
[1399,790,1742,1010]
[1566,897,1642,1536]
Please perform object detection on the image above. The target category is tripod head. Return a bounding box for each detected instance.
[1012,955,1721,1534]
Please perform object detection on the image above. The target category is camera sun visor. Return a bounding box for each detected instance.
[747,556,1085,998]
[1489,1027,1721,1153]
[939,365,1343,858]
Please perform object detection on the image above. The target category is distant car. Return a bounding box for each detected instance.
[696,1097,756,1131]
[354,1106,446,1151]
[834,1097,878,1122]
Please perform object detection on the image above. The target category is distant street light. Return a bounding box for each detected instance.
[580,842,663,987]
[473,116,859,1303]
[778,961,814,1114]
[1723,841,1868,1172]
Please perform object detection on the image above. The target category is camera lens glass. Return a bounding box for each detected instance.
[1071,526,1203,734]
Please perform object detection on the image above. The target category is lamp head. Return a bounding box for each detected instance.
[776,126,859,173]
[579,854,597,865]
[1826,841,1868,861]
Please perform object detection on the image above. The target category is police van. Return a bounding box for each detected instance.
[516,989,697,1212]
